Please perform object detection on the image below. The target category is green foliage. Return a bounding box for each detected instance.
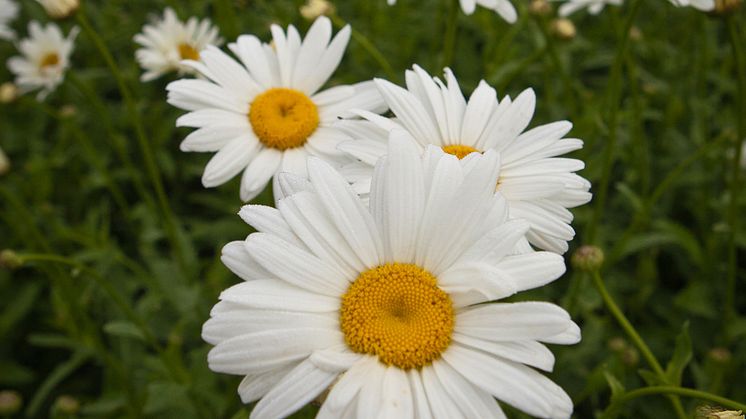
[0,0,744,418]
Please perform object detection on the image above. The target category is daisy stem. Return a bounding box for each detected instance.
[585,0,642,244]
[725,16,745,326]
[330,15,397,80]
[602,386,746,416]
[75,9,189,275]
[590,270,688,419]
[441,0,459,68]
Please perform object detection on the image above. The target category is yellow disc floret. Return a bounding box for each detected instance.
[249,88,320,150]
[178,43,201,61]
[39,53,60,69]
[442,144,480,159]
[340,263,455,370]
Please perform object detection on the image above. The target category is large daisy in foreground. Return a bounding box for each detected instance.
[387,0,517,23]
[203,135,579,419]
[6,22,78,100]
[134,8,222,82]
[338,66,591,254]
[167,16,386,202]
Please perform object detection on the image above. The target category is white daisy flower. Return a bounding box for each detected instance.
[36,0,78,19]
[0,0,19,41]
[338,66,591,254]
[166,16,386,202]
[387,0,518,23]
[134,8,222,82]
[203,135,580,419]
[668,0,715,10]
[552,0,623,16]
[6,22,79,100]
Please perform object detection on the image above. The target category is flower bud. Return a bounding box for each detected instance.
[36,0,79,19]
[53,395,80,415]
[550,18,576,41]
[0,250,22,270]
[529,0,552,16]
[607,337,627,352]
[0,391,23,416]
[0,146,9,176]
[0,82,18,104]
[708,347,732,363]
[571,245,605,272]
[300,0,335,20]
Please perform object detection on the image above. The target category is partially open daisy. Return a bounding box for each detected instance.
[203,135,579,419]
[552,0,623,16]
[6,22,78,100]
[134,8,222,82]
[387,0,517,23]
[167,16,386,202]
[0,0,19,41]
[338,66,591,254]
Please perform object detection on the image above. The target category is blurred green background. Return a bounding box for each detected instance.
[0,0,744,417]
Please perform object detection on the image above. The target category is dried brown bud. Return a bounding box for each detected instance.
[571,245,605,272]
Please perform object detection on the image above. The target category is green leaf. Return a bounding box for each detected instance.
[665,321,692,386]
[603,370,626,400]
[638,369,663,386]
[103,321,146,342]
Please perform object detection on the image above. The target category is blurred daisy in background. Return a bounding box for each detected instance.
[0,0,19,41]
[6,22,78,100]
[668,0,715,10]
[203,136,579,419]
[36,0,79,19]
[387,0,517,23]
[134,8,222,82]
[553,0,622,16]
[167,16,386,202]
[338,65,591,254]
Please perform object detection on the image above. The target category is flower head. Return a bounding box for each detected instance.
[36,0,78,19]
[300,0,336,20]
[553,0,622,16]
[669,0,715,10]
[167,16,386,202]
[203,136,579,418]
[0,0,19,40]
[134,8,222,82]
[387,0,517,23]
[6,22,78,100]
[338,66,592,254]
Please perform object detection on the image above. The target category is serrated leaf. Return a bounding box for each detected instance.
[665,321,692,385]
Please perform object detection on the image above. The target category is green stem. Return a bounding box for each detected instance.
[75,9,188,274]
[605,386,746,415]
[590,271,688,419]
[441,0,459,69]
[585,0,642,244]
[330,15,397,80]
[725,16,745,325]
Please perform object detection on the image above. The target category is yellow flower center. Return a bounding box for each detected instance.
[340,263,454,370]
[442,144,480,159]
[39,53,60,69]
[178,43,201,61]
[249,88,320,150]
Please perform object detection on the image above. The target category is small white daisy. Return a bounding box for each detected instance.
[668,0,715,10]
[0,0,19,41]
[552,0,623,16]
[203,135,580,419]
[338,65,591,254]
[36,0,78,19]
[134,8,222,82]
[387,0,518,23]
[167,16,386,202]
[6,22,78,100]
